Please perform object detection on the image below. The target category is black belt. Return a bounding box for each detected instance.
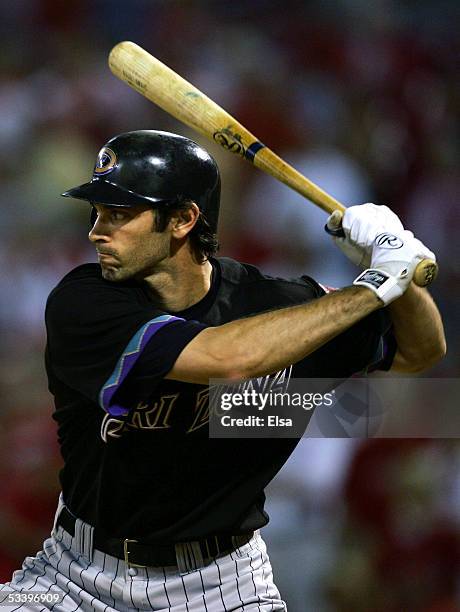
[57,507,252,568]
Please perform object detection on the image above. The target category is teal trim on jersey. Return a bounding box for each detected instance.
[99,314,183,417]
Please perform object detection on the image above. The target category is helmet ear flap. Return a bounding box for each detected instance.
[90,206,97,227]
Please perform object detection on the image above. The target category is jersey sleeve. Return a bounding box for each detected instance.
[292,307,397,378]
[45,271,206,416]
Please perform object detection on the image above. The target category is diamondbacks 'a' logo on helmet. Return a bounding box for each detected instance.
[94,147,117,176]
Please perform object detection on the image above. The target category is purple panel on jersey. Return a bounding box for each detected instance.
[99,314,183,416]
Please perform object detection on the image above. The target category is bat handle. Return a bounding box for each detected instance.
[324,212,438,288]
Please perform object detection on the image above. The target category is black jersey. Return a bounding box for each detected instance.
[45,257,396,542]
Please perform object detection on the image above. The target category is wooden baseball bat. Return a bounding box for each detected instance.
[108,41,438,287]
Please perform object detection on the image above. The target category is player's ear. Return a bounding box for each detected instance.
[170,202,200,239]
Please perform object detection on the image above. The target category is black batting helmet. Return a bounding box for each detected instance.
[61,130,221,232]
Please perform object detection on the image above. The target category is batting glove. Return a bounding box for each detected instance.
[353,232,436,305]
[326,203,406,269]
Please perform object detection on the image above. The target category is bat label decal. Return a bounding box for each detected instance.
[120,68,147,94]
[213,127,246,157]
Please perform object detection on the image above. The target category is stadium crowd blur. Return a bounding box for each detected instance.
[0,2,458,610]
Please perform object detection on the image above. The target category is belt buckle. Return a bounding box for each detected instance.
[123,538,147,568]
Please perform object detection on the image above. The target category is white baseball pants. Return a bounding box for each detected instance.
[0,500,287,611]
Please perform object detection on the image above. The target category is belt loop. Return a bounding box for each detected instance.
[75,518,94,562]
[175,541,204,574]
[190,541,204,569]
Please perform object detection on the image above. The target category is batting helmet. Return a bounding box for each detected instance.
[61,130,221,232]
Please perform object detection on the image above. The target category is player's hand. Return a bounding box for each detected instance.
[353,233,436,305]
[326,203,405,268]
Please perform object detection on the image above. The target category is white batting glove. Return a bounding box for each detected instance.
[326,203,406,268]
[353,232,436,305]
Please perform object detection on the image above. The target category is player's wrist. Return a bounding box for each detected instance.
[347,281,385,307]
[353,268,403,305]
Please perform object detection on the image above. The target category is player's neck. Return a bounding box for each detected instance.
[142,247,213,312]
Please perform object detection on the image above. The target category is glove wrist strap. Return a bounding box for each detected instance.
[353,268,402,305]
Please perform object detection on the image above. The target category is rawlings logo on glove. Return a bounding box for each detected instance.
[375,233,404,249]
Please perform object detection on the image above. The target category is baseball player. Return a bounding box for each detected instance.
[0,131,445,611]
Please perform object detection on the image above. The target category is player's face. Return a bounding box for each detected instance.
[88,203,171,282]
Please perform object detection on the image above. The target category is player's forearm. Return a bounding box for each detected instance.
[389,283,446,372]
[169,286,381,383]
[228,286,382,378]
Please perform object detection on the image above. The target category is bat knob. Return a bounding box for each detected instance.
[324,223,345,238]
[413,259,438,287]
[324,210,345,237]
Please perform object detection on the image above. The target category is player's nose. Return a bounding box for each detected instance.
[88,216,111,243]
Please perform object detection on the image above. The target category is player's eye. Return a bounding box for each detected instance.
[110,210,129,222]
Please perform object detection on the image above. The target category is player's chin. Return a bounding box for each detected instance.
[100,264,128,282]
